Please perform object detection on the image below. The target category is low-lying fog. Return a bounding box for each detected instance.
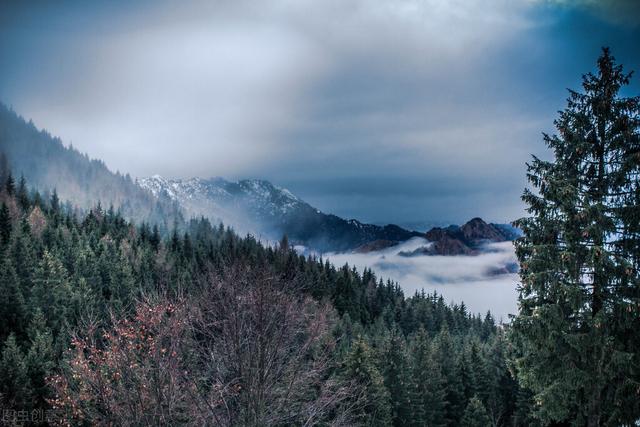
[322,238,519,322]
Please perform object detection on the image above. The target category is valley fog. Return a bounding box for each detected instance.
[322,238,519,322]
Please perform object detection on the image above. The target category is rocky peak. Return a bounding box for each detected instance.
[460,217,506,243]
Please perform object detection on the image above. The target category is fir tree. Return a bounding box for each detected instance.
[460,396,491,427]
[0,202,11,245]
[49,189,60,214]
[0,334,30,408]
[468,341,490,405]
[0,258,26,342]
[25,310,55,408]
[513,48,640,425]
[411,328,447,427]
[30,250,71,335]
[383,329,412,426]
[340,337,392,426]
[150,224,161,251]
[16,175,30,210]
[432,325,465,425]
[5,171,15,195]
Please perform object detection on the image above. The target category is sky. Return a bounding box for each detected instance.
[1,0,639,227]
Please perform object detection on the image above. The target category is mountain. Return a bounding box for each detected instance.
[403,217,517,256]
[0,104,516,254]
[137,175,422,252]
[0,104,181,229]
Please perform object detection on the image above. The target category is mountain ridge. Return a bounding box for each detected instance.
[137,175,423,252]
[137,175,520,254]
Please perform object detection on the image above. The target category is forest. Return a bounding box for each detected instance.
[0,50,638,426]
[0,169,522,426]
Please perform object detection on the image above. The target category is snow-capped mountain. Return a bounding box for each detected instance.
[137,175,422,252]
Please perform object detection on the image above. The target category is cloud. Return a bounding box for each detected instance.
[1,0,637,225]
[322,238,519,321]
[540,0,640,27]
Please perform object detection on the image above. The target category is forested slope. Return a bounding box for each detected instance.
[0,173,532,426]
[0,104,181,231]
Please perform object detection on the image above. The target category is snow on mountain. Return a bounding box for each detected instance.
[136,175,421,252]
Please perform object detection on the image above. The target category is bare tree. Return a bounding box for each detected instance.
[191,263,354,426]
[48,300,197,426]
[49,262,357,426]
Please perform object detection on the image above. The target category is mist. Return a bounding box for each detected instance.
[322,238,519,321]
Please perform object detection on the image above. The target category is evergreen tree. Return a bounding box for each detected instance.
[340,337,392,426]
[0,172,515,424]
[10,221,36,291]
[513,48,640,425]
[512,386,540,427]
[150,224,161,251]
[432,325,465,425]
[484,333,518,426]
[382,329,412,426]
[0,334,30,408]
[5,171,15,195]
[458,350,475,403]
[460,396,491,427]
[49,189,60,214]
[25,310,55,408]
[468,341,490,405]
[0,258,26,342]
[279,234,289,252]
[411,328,447,427]
[17,175,29,209]
[0,202,11,245]
[30,250,71,335]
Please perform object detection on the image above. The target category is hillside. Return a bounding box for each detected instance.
[0,172,525,426]
[0,104,181,230]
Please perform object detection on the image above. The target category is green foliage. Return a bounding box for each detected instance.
[461,396,492,427]
[513,47,640,425]
[25,310,55,408]
[0,258,25,342]
[411,327,447,427]
[0,202,10,245]
[432,325,466,425]
[382,329,412,426]
[0,172,521,425]
[0,334,30,408]
[341,337,392,426]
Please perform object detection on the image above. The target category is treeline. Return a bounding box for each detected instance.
[0,104,182,231]
[0,171,532,425]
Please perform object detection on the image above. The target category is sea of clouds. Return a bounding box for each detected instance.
[322,237,520,322]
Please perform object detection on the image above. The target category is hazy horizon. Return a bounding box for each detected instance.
[2,0,639,225]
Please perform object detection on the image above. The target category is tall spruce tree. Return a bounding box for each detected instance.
[411,328,447,427]
[512,48,640,426]
[25,310,55,409]
[0,202,11,245]
[460,396,491,427]
[432,325,465,425]
[340,337,392,426]
[0,259,26,342]
[383,329,412,426]
[0,334,30,408]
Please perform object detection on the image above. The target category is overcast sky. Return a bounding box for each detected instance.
[1,0,639,226]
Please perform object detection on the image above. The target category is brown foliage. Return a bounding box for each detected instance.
[48,301,196,426]
[49,263,355,426]
[192,264,353,426]
[28,206,47,237]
